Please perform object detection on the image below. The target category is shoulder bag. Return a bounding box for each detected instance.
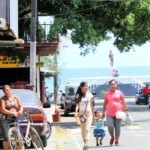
[79,99,89,123]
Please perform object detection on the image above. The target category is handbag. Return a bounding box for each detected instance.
[79,114,87,123]
[79,99,89,123]
[116,111,126,120]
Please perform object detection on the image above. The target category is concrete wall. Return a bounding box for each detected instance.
[94,84,137,97]
[0,0,7,19]
[93,82,150,98]
[0,0,18,37]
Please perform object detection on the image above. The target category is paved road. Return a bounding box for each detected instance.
[2,98,149,150]
[46,98,150,150]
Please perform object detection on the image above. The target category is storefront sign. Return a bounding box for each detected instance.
[0,56,21,68]
[36,62,44,68]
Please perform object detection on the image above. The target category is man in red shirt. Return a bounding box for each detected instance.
[142,84,149,105]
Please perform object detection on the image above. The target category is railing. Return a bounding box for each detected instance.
[22,23,59,43]
[68,75,150,92]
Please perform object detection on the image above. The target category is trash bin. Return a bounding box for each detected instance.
[52,108,61,122]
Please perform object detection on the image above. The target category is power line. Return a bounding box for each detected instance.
[19,1,118,19]
[51,1,117,17]
[19,0,146,19]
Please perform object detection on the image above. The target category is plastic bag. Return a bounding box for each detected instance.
[125,114,134,126]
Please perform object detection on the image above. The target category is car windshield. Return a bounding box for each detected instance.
[67,87,77,96]
[0,91,39,106]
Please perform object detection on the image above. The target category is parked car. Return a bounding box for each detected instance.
[0,89,50,147]
[135,89,150,105]
[148,98,150,109]
[59,90,65,109]
[63,85,96,116]
[92,91,96,107]
[63,85,78,116]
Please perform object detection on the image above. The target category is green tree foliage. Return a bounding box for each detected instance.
[19,0,150,54]
[99,89,108,97]
[40,55,59,76]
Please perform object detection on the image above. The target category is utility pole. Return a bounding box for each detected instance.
[54,55,58,104]
[30,0,37,91]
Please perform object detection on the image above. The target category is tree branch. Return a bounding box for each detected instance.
[19,6,31,18]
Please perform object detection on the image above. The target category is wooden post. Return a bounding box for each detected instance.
[54,55,58,104]
[30,0,37,91]
[54,75,58,104]
[36,55,40,98]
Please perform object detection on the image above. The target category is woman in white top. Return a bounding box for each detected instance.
[74,82,95,150]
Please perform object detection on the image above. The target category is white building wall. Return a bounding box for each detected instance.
[10,0,18,38]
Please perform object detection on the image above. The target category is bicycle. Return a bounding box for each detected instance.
[8,110,44,150]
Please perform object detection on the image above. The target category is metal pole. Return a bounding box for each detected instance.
[30,0,37,91]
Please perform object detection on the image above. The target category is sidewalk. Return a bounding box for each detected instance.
[48,125,72,150]
[48,121,150,150]
[45,98,150,150]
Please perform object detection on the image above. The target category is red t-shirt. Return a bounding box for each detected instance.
[142,87,149,96]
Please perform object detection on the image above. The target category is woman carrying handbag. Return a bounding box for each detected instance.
[74,82,95,150]
[102,80,129,146]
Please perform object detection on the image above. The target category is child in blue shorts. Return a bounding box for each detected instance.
[93,109,106,146]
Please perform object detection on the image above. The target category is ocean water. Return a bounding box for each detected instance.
[45,66,150,91]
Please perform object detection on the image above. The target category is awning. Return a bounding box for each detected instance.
[0,40,21,47]
[0,42,59,56]
[20,42,59,56]
[41,70,56,77]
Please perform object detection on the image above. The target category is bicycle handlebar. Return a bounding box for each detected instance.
[10,108,37,120]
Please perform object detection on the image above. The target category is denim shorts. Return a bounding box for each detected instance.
[0,119,15,141]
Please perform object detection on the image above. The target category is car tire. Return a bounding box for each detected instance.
[40,135,47,147]
[145,101,148,105]
[149,105,150,109]
[64,108,69,116]
[61,104,64,109]
[0,141,3,148]
[46,121,52,139]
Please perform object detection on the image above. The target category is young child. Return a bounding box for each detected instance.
[93,109,106,146]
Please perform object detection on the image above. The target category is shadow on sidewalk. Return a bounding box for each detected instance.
[89,145,114,149]
[51,122,80,129]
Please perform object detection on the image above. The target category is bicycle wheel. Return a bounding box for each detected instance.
[8,127,25,150]
[46,121,52,139]
[30,127,44,150]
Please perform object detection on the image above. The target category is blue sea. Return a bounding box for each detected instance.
[45,66,150,91]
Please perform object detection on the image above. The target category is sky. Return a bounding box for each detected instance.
[39,16,150,70]
[39,16,150,92]
[58,36,150,69]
